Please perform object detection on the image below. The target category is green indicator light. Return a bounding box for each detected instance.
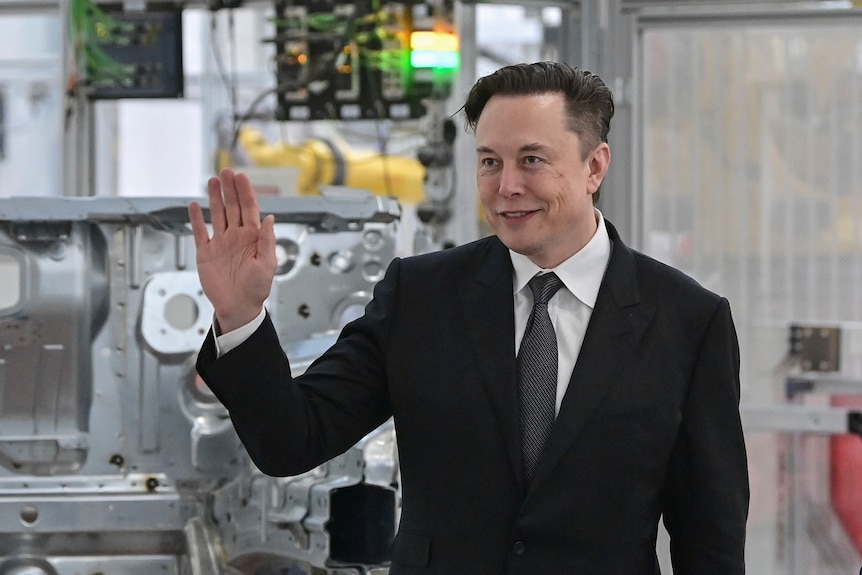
[410,50,459,70]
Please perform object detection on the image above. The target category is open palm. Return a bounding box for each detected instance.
[189,168,277,334]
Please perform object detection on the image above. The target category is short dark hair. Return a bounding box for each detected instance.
[462,61,614,162]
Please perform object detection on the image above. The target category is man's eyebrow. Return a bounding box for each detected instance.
[476,142,549,154]
[520,142,549,152]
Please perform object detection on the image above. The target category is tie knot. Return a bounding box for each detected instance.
[528,272,563,306]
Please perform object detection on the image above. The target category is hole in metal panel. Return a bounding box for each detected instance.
[275,239,299,275]
[19,505,38,525]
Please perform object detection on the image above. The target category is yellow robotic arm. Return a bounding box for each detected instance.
[222,128,426,204]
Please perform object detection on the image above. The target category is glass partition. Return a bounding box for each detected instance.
[640,18,862,575]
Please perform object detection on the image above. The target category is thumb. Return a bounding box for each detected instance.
[260,214,277,264]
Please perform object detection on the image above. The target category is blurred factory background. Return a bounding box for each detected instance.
[1,0,862,573]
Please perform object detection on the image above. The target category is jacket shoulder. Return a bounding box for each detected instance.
[606,220,724,306]
[628,249,730,321]
[400,236,507,272]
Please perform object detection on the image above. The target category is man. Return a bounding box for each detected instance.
[189,61,749,574]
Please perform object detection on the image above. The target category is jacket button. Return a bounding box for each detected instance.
[513,541,526,556]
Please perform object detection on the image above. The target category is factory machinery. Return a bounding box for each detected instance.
[66,0,460,241]
[0,193,403,574]
[0,0,460,570]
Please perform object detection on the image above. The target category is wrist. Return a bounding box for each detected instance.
[215,306,264,335]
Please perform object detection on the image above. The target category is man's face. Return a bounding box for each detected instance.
[475,93,610,269]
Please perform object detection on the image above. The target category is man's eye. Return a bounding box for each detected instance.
[524,156,542,164]
[481,158,497,167]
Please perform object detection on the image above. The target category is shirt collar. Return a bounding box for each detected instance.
[510,209,612,309]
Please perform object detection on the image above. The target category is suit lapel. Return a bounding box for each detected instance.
[456,226,658,493]
[458,238,525,488]
[528,225,656,491]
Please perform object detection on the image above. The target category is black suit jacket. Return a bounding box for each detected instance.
[197,220,749,574]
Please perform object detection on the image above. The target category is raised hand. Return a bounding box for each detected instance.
[189,168,277,334]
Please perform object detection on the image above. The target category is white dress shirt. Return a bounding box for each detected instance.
[509,210,612,415]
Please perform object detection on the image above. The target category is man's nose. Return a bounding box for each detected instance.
[498,165,523,197]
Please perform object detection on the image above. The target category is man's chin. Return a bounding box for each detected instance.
[500,238,539,258]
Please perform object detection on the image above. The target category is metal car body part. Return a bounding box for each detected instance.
[0,192,401,575]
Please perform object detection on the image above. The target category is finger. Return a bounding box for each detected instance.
[259,214,277,263]
[221,167,242,228]
[235,171,261,229]
[188,201,210,247]
[207,176,227,235]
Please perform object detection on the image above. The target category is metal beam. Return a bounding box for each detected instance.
[741,404,859,435]
[0,0,58,14]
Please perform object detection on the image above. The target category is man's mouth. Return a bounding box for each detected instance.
[501,210,537,218]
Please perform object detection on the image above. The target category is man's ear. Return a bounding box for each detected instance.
[587,142,611,195]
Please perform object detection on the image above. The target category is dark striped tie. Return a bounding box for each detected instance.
[518,272,563,481]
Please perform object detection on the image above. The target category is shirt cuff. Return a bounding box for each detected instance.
[214,307,266,357]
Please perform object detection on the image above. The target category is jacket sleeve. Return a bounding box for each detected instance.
[661,297,750,574]
[195,258,401,476]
